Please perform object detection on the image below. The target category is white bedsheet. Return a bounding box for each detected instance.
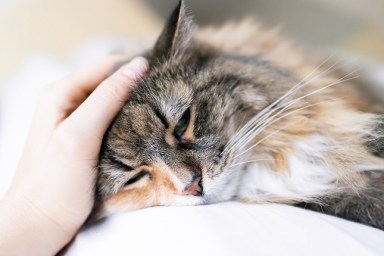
[64,203,384,256]
[1,53,384,256]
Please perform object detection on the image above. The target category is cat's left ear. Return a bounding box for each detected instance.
[150,0,195,61]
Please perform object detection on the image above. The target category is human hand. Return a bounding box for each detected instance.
[0,56,148,255]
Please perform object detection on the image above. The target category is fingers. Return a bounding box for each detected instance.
[59,57,148,145]
[64,54,131,94]
[36,55,132,126]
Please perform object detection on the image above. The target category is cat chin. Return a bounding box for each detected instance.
[168,195,205,206]
[96,194,204,220]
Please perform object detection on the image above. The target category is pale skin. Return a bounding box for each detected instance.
[0,56,148,256]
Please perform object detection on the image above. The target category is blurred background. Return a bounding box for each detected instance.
[1,0,384,89]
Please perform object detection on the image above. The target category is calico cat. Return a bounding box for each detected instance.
[91,0,384,230]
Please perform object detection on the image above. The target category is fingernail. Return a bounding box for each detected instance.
[121,57,148,80]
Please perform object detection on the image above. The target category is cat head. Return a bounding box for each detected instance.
[93,0,296,219]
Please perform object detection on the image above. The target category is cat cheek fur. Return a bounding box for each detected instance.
[98,161,204,217]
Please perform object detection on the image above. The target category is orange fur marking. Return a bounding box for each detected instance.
[104,162,181,215]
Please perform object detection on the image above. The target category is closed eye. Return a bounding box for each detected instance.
[155,109,169,128]
[125,171,151,186]
[213,145,225,164]
[174,108,191,140]
[108,156,134,172]
[178,142,205,150]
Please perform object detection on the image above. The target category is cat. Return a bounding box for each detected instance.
[91,0,384,230]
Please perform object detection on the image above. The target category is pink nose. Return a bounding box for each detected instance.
[182,177,202,196]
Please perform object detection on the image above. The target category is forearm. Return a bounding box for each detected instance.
[0,192,72,256]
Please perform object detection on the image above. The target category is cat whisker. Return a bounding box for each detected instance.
[236,71,357,150]
[234,124,293,159]
[281,71,360,115]
[268,53,341,107]
[235,71,360,153]
[223,54,342,154]
[233,101,330,159]
[228,159,276,168]
[229,68,360,156]
[232,99,316,156]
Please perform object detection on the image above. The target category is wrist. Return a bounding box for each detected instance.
[0,190,73,255]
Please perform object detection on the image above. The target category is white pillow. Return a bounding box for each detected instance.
[64,203,384,256]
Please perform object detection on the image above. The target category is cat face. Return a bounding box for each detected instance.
[93,0,295,218]
[97,60,240,216]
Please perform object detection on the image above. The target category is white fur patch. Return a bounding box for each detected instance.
[170,195,204,206]
[236,135,338,202]
[203,168,243,204]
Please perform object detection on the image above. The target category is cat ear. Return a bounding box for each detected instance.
[151,0,195,61]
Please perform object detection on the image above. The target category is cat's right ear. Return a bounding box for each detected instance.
[150,0,195,61]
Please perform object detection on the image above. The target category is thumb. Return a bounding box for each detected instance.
[61,56,148,140]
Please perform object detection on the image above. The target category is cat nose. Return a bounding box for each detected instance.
[182,176,202,196]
